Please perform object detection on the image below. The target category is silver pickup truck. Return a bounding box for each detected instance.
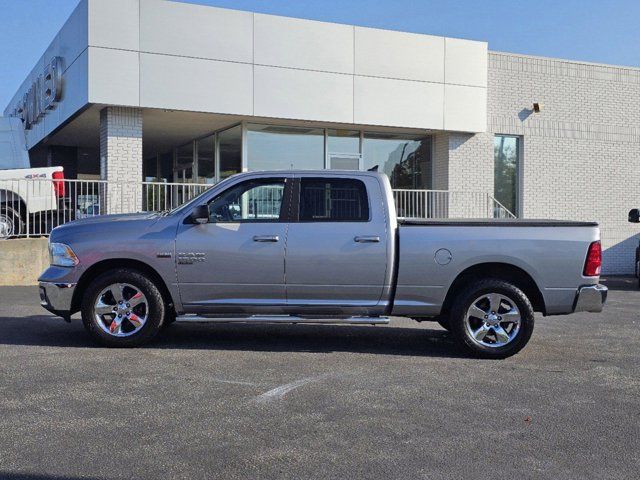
[38,170,607,358]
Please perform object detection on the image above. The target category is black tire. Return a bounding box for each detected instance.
[449,278,534,359]
[0,205,24,239]
[436,316,451,331]
[163,310,177,328]
[81,268,166,347]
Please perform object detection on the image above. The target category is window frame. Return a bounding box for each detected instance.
[493,134,522,217]
[292,177,371,223]
[205,177,292,224]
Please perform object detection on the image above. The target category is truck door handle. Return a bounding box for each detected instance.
[253,235,279,242]
[354,235,380,243]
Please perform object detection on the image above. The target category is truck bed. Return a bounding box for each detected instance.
[399,218,598,227]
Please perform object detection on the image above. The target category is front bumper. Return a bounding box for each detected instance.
[573,284,608,313]
[39,281,76,319]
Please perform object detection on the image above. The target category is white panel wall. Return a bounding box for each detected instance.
[354,76,444,129]
[88,0,139,51]
[88,48,140,106]
[444,85,487,131]
[139,53,253,115]
[445,38,488,87]
[5,0,490,149]
[355,27,444,83]
[254,66,353,123]
[139,0,253,63]
[44,50,89,139]
[254,14,354,74]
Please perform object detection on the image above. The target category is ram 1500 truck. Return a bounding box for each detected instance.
[38,170,607,358]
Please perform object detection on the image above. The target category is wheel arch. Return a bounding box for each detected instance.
[441,262,546,316]
[0,189,27,219]
[71,258,176,315]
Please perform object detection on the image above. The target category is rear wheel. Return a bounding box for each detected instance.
[81,269,166,347]
[0,205,24,239]
[449,279,534,359]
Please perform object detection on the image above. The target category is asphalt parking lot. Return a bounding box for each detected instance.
[0,280,638,480]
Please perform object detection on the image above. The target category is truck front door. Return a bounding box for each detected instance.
[175,177,291,312]
[284,175,389,312]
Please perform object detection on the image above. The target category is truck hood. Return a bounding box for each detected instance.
[50,212,168,245]
[68,212,161,226]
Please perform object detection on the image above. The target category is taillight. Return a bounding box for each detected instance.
[583,241,602,277]
[52,170,65,198]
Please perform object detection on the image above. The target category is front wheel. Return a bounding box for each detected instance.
[449,279,534,359]
[81,269,166,347]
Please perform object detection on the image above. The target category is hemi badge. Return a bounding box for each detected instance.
[156,252,172,258]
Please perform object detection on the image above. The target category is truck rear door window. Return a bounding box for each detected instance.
[299,178,369,222]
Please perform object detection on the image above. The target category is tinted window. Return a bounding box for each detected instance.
[494,135,519,216]
[208,179,286,223]
[299,178,369,222]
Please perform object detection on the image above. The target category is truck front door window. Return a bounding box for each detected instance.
[208,179,285,223]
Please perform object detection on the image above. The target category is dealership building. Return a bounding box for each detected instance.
[4,0,640,273]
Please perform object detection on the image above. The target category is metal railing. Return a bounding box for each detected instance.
[0,178,211,238]
[393,189,516,220]
[0,178,515,239]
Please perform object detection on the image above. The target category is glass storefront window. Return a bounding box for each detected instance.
[247,124,324,171]
[362,133,432,189]
[327,129,360,154]
[196,134,215,184]
[494,135,519,216]
[175,141,194,182]
[218,125,242,180]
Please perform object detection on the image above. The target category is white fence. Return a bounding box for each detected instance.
[393,189,516,220]
[0,178,514,238]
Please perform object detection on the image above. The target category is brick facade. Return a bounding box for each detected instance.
[99,107,143,214]
[434,52,640,274]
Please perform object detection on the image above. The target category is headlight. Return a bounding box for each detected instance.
[49,243,79,267]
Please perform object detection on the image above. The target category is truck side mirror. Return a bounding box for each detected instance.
[190,205,209,224]
[629,209,640,223]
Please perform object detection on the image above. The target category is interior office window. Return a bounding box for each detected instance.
[494,135,520,216]
[299,178,369,222]
[362,133,432,189]
[196,134,215,184]
[208,179,285,223]
[247,124,324,171]
[217,125,242,180]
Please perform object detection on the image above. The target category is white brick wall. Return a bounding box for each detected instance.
[433,52,640,274]
[99,106,143,214]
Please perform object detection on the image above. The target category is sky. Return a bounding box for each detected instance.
[1,0,639,109]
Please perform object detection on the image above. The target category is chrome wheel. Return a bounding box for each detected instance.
[464,293,521,348]
[0,213,14,239]
[94,283,148,337]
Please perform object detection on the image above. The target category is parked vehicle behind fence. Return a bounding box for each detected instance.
[38,170,607,358]
[0,117,69,238]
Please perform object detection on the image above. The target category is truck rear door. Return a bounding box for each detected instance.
[284,174,389,312]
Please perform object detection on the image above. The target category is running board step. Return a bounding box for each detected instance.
[175,315,390,325]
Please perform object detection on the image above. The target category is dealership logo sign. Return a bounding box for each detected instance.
[12,57,64,130]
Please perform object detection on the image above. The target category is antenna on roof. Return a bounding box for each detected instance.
[368,165,379,172]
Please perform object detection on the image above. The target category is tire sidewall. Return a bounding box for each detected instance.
[0,206,23,239]
[81,269,165,347]
[450,279,535,359]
